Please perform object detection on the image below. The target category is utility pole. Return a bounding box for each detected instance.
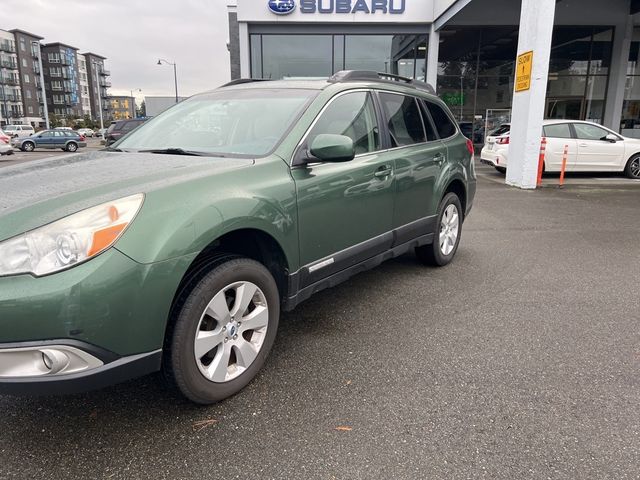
[92,61,104,133]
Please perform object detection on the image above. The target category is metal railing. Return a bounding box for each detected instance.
[0,43,16,53]
[0,77,19,86]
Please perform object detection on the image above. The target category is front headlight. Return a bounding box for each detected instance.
[0,194,144,277]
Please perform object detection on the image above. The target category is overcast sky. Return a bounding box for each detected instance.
[3,0,231,101]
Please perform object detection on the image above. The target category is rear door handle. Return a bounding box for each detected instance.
[374,165,393,178]
[579,143,588,147]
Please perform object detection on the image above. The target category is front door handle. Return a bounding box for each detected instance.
[579,143,588,147]
[434,153,446,165]
[374,165,393,178]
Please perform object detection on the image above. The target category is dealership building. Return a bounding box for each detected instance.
[227,0,640,187]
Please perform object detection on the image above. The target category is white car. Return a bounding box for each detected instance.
[3,124,35,139]
[0,129,14,156]
[77,128,95,137]
[480,120,640,179]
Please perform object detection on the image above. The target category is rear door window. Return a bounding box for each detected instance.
[543,124,573,139]
[379,93,426,147]
[424,101,457,139]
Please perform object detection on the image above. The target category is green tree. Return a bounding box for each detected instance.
[48,113,61,129]
[137,100,146,118]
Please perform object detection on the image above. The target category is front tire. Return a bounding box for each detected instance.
[495,166,506,174]
[416,192,463,267]
[624,155,640,179]
[165,257,280,404]
[22,141,35,152]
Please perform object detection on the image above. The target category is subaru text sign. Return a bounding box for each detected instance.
[268,0,406,15]
[268,0,297,15]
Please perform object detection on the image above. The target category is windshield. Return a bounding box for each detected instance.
[116,88,317,157]
[490,124,510,136]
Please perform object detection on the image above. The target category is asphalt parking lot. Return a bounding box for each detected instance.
[0,137,104,167]
[0,160,639,479]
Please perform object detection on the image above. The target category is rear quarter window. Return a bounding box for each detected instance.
[424,101,457,138]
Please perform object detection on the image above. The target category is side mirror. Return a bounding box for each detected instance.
[604,133,618,142]
[309,134,355,163]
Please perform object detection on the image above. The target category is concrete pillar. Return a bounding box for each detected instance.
[239,22,250,78]
[427,24,440,91]
[603,16,633,131]
[506,0,556,189]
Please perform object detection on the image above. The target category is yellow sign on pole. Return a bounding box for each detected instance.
[515,50,533,92]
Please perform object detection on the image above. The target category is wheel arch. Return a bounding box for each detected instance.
[443,177,467,218]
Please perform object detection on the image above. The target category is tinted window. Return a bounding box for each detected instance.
[379,93,425,147]
[121,122,139,132]
[490,124,511,136]
[543,124,572,138]
[573,123,610,140]
[40,131,53,137]
[307,92,379,155]
[419,103,439,142]
[425,101,457,138]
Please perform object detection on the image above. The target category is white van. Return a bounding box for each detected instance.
[4,125,35,138]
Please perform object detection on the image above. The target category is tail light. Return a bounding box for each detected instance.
[0,137,8,144]
[496,136,510,145]
[79,135,86,141]
[465,138,474,155]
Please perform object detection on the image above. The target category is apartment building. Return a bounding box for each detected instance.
[0,28,111,127]
[0,29,23,125]
[108,95,135,120]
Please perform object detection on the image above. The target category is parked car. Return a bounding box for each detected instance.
[104,119,146,146]
[480,120,640,179]
[3,124,35,138]
[0,71,476,403]
[0,129,14,156]
[96,127,107,138]
[12,129,87,152]
[77,128,95,137]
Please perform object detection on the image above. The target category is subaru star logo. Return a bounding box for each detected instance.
[268,0,296,15]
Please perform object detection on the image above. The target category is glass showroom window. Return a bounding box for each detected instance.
[250,34,427,80]
[621,27,640,137]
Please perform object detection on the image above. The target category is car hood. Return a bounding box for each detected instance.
[0,150,254,241]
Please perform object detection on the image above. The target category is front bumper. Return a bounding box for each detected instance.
[0,339,161,395]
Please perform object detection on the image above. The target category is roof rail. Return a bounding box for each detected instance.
[219,78,271,88]
[328,70,435,95]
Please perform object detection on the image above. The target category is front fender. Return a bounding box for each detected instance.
[115,160,299,269]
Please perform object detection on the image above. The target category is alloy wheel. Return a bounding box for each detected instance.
[194,281,269,383]
[439,204,459,256]
[631,157,640,178]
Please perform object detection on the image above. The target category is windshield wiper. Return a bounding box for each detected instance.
[139,148,204,156]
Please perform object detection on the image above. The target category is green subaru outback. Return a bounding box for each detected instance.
[0,71,475,404]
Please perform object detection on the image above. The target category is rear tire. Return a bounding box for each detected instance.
[164,257,280,404]
[624,154,640,179]
[66,142,78,152]
[416,192,463,267]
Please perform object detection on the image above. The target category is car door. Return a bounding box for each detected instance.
[572,122,625,171]
[34,131,53,148]
[542,123,578,171]
[375,92,444,244]
[291,90,395,288]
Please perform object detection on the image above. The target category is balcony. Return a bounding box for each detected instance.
[31,48,39,59]
[0,76,19,86]
[100,80,112,87]
[0,43,16,53]
[3,94,22,102]
[60,57,73,66]
[51,85,63,91]
[100,69,110,76]
[0,60,18,70]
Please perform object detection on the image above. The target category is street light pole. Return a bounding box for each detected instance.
[157,59,179,103]
[33,41,49,129]
[92,61,104,133]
